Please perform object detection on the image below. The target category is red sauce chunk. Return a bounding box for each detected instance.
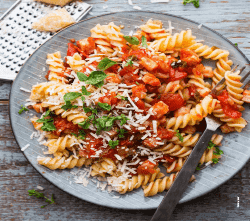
[99,91,118,105]
[67,43,78,56]
[137,160,158,175]
[157,127,175,140]
[53,116,79,136]
[217,90,241,119]
[157,93,185,111]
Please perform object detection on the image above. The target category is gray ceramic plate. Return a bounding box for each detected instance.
[9,11,250,210]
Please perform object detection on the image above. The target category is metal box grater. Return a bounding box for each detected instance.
[0,0,92,80]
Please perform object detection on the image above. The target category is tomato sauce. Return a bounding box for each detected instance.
[53,116,79,136]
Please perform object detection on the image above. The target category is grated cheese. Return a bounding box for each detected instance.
[21,144,30,151]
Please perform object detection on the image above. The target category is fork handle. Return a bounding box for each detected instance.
[150,128,215,221]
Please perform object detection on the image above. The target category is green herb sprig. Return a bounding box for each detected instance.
[97,57,117,70]
[28,189,55,208]
[18,105,29,114]
[175,130,184,142]
[36,110,56,132]
[123,36,140,45]
[183,0,199,8]
[109,140,119,149]
[141,35,148,48]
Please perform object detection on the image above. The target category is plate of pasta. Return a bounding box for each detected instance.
[10,11,250,209]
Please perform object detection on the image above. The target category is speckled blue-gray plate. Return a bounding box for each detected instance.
[9,11,250,210]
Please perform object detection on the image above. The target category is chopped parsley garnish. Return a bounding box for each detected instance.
[18,105,29,114]
[36,110,56,132]
[123,35,140,45]
[98,102,112,111]
[235,43,238,47]
[212,158,219,164]
[116,95,128,101]
[61,101,78,111]
[175,130,184,142]
[196,163,201,171]
[78,119,91,129]
[82,86,91,96]
[109,140,119,149]
[117,128,127,138]
[82,104,97,114]
[213,146,223,156]
[72,130,86,140]
[97,57,117,70]
[135,81,139,85]
[207,141,216,149]
[28,189,55,208]
[77,71,107,88]
[183,0,199,8]
[125,58,133,67]
[141,35,148,48]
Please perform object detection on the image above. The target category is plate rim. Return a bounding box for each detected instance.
[9,11,250,210]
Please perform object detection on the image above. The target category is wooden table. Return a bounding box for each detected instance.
[1,0,250,220]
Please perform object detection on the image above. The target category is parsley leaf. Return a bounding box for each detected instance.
[141,35,148,48]
[136,81,139,85]
[212,158,219,164]
[94,80,105,88]
[82,86,91,96]
[98,102,112,111]
[207,141,215,149]
[97,57,117,70]
[36,111,56,132]
[77,72,88,81]
[196,163,201,170]
[85,71,107,85]
[61,101,78,111]
[18,105,29,114]
[116,95,128,101]
[175,130,184,142]
[78,119,91,129]
[118,128,127,138]
[109,140,119,149]
[125,58,133,67]
[123,35,140,45]
[235,43,238,47]
[63,92,82,102]
[28,189,55,208]
[213,146,223,156]
[183,0,199,8]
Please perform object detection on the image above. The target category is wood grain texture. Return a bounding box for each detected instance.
[0,0,250,220]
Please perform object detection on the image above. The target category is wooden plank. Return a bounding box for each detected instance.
[1,0,250,220]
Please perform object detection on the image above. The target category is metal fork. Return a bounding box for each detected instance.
[151,66,250,221]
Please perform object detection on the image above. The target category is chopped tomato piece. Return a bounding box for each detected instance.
[67,43,78,56]
[99,91,118,105]
[180,49,201,66]
[132,84,147,99]
[137,160,158,175]
[105,73,121,84]
[152,101,169,118]
[157,128,175,140]
[140,57,158,71]
[76,37,96,55]
[145,85,160,93]
[192,64,204,76]
[53,116,79,136]
[169,67,187,81]
[203,66,214,78]
[133,98,146,111]
[142,73,161,86]
[217,90,241,119]
[157,93,185,112]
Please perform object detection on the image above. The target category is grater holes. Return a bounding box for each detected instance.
[8,16,13,20]
[71,11,75,16]
[66,8,71,12]
[78,7,83,12]
[15,70,18,74]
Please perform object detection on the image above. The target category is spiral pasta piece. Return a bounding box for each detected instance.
[165,157,186,173]
[225,70,244,106]
[115,168,164,194]
[166,95,218,130]
[91,158,117,177]
[188,43,229,60]
[158,81,182,94]
[188,74,211,97]
[149,29,196,52]
[46,51,65,82]
[41,102,87,124]
[199,134,224,164]
[91,22,125,54]
[66,53,86,72]
[143,173,176,197]
[213,104,247,132]
[30,82,81,101]
[43,134,79,154]
[37,153,92,170]
[169,133,200,147]
[155,143,192,158]
[140,19,169,40]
